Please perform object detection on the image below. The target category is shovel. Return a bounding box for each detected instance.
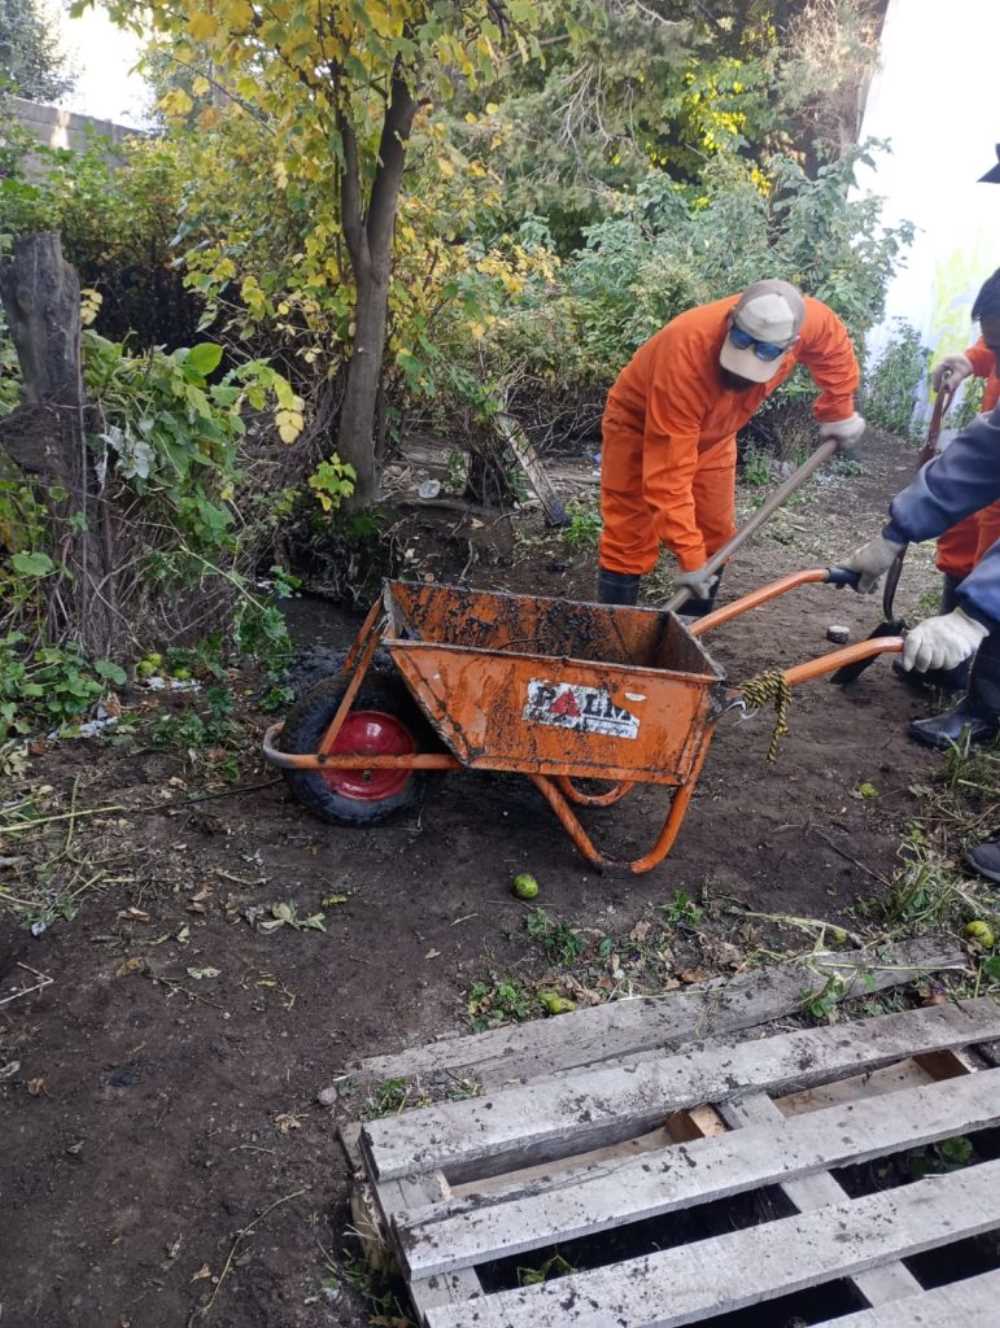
[829,380,956,686]
[663,437,840,615]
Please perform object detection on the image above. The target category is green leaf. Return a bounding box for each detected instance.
[11,551,55,577]
[186,343,224,377]
[94,659,127,685]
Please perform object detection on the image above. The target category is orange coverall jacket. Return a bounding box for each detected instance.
[935,337,1000,580]
[599,294,859,575]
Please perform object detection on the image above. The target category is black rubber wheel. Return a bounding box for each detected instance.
[278,674,425,826]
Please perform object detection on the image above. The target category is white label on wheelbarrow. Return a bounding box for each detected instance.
[524,680,639,740]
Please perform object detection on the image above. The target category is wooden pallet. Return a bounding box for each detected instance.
[344,986,1000,1327]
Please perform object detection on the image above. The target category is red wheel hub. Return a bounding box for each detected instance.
[321,709,415,801]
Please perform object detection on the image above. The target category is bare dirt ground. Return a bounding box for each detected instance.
[0,428,953,1327]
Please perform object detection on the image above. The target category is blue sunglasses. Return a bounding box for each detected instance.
[728,325,791,362]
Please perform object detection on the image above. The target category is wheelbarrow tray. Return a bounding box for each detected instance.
[383,581,724,787]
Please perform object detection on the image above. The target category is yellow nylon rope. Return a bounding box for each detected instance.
[740,668,792,763]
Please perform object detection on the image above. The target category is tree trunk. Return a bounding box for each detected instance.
[336,270,390,506]
[0,232,116,657]
[336,68,418,508]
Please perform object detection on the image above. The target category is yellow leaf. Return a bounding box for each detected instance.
[437,157,455,179]
[192,75,211,96]
[188,12,219,40]
[198,106,222,130]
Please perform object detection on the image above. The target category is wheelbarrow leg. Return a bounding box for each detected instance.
[318,599,386,756]
[530,740,711,875]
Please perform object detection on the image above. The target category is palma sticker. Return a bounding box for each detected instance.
[524,679,639,740]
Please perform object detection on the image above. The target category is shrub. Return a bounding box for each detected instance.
[861,319,929,441]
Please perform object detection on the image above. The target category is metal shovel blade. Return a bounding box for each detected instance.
[829,547,907,685]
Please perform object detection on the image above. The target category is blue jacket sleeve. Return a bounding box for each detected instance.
[883,405,1000,627]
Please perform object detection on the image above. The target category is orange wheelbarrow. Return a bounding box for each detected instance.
[262,570,902,874]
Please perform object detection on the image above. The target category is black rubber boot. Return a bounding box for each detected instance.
[909,622,1000,751]
[893,574,971,694]
[967,840,1000,885]
[597,568,640,606]
[677,565,725,620]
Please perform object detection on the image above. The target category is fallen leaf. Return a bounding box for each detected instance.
[186,967,221,980]
[27,1076,47,1096]
[629,920,652,944]
[187,902,207,914]
[175,926,190,945]
[115,957,146,977]
[165,1236,183,1261]
[191,1263,211,1282]
[118,907,151,923]
[677,967,710,984]
[274,1112,303,1134]
[0,1061,21,1081]
[425,948,441,960]
[322,894,349,906]
[190,885,212,903]
[66,1140,84,1155]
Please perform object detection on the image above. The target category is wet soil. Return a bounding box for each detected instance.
[0,429,957,1327]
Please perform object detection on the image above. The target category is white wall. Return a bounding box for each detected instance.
[857,0,1000,415]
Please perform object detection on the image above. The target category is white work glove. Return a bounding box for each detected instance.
[840,534,905,594]
[819,413,866,449]
[902,607,989,673]
[675,564,719,600]
[930,353,973,394]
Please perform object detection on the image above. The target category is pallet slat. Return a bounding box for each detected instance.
[822,1268,1000,1326]
[364,997,1000,1182]
[718,1092,922,1305]
[424,1156,1000,1328]
[394,1066,1000,1279]
[337,937,963,1092]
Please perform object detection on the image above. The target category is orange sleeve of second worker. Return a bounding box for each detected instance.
[641,336,711,571]
[965,337,997,380]
[796,300,861,424]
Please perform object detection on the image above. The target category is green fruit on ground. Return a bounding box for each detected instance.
[137,661,156,678]
[539,992,576,1016]
[966,920,995,948]
[145,653,163,668]
[512,873,539,900]
[172,668,192,681]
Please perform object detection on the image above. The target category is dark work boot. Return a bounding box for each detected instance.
[909,622,1000,751]
[893,574,971,694]
[596,568,640,606]
[968,840,1000,885]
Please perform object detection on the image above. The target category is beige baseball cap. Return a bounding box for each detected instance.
[719,279,806,383]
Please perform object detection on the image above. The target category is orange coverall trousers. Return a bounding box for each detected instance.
[599,402,736,576]
[935,348,1000,581]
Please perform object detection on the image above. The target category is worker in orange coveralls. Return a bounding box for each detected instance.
[902,319,1000,692]
[596,279,864,614]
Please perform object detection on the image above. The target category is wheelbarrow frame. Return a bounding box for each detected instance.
[263,571,902,874]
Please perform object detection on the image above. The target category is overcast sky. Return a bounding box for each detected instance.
[55,3,152,128]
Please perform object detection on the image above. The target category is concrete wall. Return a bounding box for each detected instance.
[10,95,137,161]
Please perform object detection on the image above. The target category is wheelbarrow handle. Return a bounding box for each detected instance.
[782,635,902,688]
[664,438,840,614]
[690,565,859,637]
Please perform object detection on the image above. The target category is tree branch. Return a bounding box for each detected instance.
[338,107,367,279]
[365,65,419,274]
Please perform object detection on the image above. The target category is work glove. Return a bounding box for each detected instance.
[930,353,973,394]
[674,564,719,600]
[819,413,866,449]
[840,534,905,594]
[902,607,989,673]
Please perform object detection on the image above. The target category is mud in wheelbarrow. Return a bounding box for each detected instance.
[262,571,901,874]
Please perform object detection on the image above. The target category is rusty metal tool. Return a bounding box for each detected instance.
[830,381,956,685]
